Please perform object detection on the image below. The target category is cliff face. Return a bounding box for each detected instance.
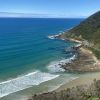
[66,11,100,49]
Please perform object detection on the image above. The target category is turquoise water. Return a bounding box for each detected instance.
[0,18,83,99]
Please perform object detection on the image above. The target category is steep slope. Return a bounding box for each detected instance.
[64,11,100,59]
[66,11,100,49]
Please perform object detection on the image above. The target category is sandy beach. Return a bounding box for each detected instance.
[56,72,100,92]
[47,32,100,92]
[53,44,100,91]
[55,33,100,92]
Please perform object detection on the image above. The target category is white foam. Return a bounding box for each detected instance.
[47,55,76,73]
[47,34,60,40]
[61,39,65,41]
[48,35,55,39]
[0,71,59,98]
[47,61,65,73]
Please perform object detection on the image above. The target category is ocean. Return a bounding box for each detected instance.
[0,18,83,100]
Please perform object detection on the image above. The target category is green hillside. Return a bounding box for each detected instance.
[65,11,100,59]
[66,11,100,49]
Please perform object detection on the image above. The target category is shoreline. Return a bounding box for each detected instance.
[50,32,100,72]
[47,32,100,91]
[56,72,100,92]
[28,72,100,100]
[28,33,100,100]
[53,32,100,91]
[47,32,100,72]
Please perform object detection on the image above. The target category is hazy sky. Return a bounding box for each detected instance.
[0,0,100,18]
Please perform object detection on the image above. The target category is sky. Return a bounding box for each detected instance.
[0,0,100,18]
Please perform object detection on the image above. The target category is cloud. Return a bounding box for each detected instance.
[0,12,59,18]
[0,12,86,18]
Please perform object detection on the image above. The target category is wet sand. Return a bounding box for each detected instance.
[56,72,100,92]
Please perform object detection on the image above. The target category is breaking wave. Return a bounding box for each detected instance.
[0,71,59,98]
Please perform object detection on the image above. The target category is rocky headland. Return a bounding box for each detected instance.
[28,11,100,100]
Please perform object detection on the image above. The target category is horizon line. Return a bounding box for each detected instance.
[0,17,86,18]
[0,12,87,18]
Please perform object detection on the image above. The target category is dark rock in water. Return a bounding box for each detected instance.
[61,47,100,72]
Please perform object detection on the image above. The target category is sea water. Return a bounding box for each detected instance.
[0,18,83,100]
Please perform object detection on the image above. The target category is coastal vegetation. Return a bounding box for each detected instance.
[28,11,100,100]
[28,79,100,100]
[64,11,100,59]
[88,47,100,60]
[58,11,100,72]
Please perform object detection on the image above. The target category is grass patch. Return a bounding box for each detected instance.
[89,47,100,60]
[88,97,100,100]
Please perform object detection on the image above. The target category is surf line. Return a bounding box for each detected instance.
[0,71,59,98]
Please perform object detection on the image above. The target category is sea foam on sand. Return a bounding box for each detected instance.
[0,71,59,98]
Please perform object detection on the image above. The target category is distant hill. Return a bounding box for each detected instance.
[64,11,100,59]
[65,11,100,49]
